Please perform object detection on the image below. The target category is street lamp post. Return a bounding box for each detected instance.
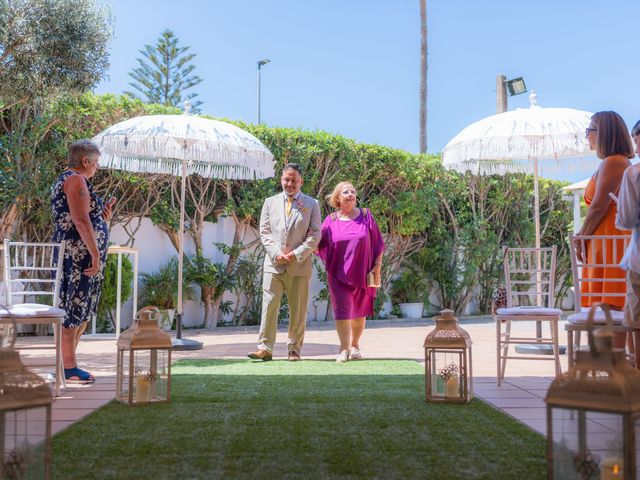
[257,59,271,124]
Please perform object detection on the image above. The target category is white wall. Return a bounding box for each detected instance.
[109,217,576,327]
[109,216,328,328]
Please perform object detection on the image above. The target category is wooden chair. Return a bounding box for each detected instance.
[566,234,633,369]
[494,246,562,385]
[0,240,67,396]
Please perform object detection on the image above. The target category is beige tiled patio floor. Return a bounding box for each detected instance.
[25,316,577,438]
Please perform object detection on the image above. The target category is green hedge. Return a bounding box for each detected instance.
[0,93,572,314]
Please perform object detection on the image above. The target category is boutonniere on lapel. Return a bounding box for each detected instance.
[296,200,309,213]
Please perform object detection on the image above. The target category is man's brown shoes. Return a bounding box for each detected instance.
[246,349,301,361]
[288,351,301,362]
[247,349,272,361]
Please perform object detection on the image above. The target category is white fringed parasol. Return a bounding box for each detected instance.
[93,106,275,348]
[442,91,594,251]
[95,113,274,179]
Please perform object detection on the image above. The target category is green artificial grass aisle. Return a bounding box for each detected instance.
[52,360,546,479]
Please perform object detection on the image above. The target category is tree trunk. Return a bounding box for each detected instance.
[190,208,205,254]
[156,224,180,252]
[226,217,248,275]
[0,202,21,240]
[207,294,224,329]
[323,297,334,322]
[419,0,428,153]
[201,285,219,329]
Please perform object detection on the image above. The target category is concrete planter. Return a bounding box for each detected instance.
[378,301,393,318]
[398,302,424,319]
[158,309,175,330]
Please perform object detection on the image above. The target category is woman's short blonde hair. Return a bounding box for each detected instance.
[326,181,355,209]
[591,111,634,160]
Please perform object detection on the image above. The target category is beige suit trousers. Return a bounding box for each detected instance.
[257,270,310,354]
[625,269,640,327]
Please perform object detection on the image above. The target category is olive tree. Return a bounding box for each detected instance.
[0,0,112,239]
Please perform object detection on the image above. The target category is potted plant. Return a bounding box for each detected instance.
[140,257,194,330]
[390,270,425,319]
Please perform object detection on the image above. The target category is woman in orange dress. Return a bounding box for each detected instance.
[578,111,635,311]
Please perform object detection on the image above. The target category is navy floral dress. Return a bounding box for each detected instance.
[51,171,109,328]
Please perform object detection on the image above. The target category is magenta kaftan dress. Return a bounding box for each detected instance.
[317,208,385,320]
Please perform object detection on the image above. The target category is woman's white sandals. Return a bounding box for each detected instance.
[336,350,349,364]
[349,347,362,360]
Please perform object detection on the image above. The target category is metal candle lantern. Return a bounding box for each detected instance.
[424,309,473,403]
[545,306,640,479]
[0,308,52,479]
[116,307,172,405]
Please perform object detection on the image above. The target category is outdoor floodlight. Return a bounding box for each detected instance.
[258,59,271,67]
[506,77,527,96]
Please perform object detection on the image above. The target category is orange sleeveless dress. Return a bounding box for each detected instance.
[581,172,629,308]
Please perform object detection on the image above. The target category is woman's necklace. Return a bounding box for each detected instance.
[337,208,359,220]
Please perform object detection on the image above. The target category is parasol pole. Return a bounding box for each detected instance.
[533,157,543,338]
[172,101,203,350]
[176,156,186,340]
[533,157,541,252]
[173,153,203,351]
[515,156,565,356]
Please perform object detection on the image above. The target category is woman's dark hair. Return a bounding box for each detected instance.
[68,139,100,167]
[591,111,634,159]
[632,120,640,138]
[282,163,302,176]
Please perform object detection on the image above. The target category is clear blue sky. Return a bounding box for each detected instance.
[95,0,640,172]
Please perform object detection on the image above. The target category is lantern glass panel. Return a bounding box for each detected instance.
[117,348,171,404]
[116,347,130,403]
[549,407,631,479]
[131,349,170,404]
[429,349,464,398]
[1,405,50,480]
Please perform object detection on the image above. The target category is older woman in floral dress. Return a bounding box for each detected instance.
[51,139,115,383]
[317,181,384,363]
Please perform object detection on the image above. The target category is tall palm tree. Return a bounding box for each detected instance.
[419,0,428,153]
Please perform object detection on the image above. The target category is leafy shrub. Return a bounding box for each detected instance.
[140,257,194,310]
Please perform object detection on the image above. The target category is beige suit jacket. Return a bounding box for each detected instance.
[260,192,321,276]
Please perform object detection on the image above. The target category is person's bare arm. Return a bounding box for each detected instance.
[63,174,101,276]
[368,212,384,285]
[577,158,629,262]
[371,253,383,286]
[579,159,629,236]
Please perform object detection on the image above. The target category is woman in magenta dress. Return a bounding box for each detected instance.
[317,181,384,363]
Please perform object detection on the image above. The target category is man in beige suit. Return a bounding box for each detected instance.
[248,163,321,361]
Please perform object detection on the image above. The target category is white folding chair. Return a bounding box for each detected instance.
[0,239,67,396]
[494,246,562,385]
[566,234,633,369]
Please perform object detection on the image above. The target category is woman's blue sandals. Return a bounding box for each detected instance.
[64,367,95,384]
